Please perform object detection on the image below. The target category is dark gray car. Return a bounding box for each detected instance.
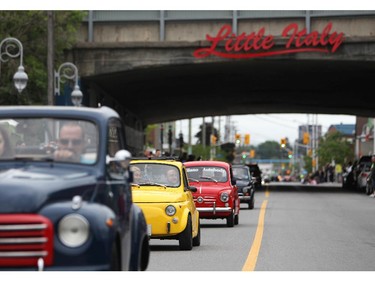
[232,164,255,209]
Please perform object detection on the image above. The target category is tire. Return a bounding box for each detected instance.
[234,213,239,225]
[179,216,193,250]
[110,242,121,271]
[192,221,201,247]
[226,210,234,227]
[141,237,150,271]
[249,194,255,210]
[365,184,371,195]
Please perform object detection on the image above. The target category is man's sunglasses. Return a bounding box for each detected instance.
[59,139,82,146]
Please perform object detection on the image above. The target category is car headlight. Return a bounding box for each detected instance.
[220,192,229,202]
[165,205,176,216]
[58,214,90,247]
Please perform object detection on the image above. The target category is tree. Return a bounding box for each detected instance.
[317,131,354,168]
[256,140,283,159]
[0,11,86,105]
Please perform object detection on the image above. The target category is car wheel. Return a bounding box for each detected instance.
[139,236,150,271]
[365,184,371,195]
[249,195,255,210]
[226,210,234,227]
[110,242,121,271]
[179,216,193,250]
[192,221,201,247]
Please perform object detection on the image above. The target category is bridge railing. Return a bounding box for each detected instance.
[84,10,375,42]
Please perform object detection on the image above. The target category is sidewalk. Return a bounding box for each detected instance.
[267,181,342,188]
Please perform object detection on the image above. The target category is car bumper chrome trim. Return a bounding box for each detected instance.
[196,207,232,212]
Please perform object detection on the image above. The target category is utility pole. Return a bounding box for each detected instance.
[47,11,54,105]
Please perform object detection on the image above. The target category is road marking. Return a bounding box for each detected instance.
[265,186,270,197]
[242,199,268,271]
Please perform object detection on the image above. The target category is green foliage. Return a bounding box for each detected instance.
[191,144,211,160]
[317,131,354,167]
[251,140,281,159]
[0,11,87,105]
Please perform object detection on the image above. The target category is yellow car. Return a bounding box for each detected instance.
[130,158,201,250]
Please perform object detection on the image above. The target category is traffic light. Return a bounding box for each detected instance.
[211,134,217,145]
[288,150,293,159]
[244,134,250,145]
[303,132,310,145]
[280,138,286,148]
[250,149,255,158]
[235,133,241,144]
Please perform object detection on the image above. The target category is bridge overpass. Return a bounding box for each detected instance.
[65,10,375,153]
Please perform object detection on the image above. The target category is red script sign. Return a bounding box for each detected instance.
[193,22,344,59]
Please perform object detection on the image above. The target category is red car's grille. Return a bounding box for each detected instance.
[0,214,54,267]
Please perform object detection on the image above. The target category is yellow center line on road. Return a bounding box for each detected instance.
[242,199,268,271]
[265,186,270,197]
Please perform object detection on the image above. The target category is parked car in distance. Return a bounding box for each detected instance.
[129,158,201,250]
[184,160,240,227]
[232,164,255,209]
[0,106,149,271]
[354,156,372,192]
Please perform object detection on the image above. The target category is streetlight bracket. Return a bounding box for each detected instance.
[0,37,28,93]
[55,62,83,106]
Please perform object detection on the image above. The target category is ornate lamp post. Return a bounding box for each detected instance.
[0,37,28,93]
[55,62,83,106]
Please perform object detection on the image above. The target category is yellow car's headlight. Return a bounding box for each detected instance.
[165,205,176,216]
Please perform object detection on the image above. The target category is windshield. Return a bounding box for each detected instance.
[232,167,250,180]
[186,166,228,182]
[0,118,98,164]
[130,163,181,187]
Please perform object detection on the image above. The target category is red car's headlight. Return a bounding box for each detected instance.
[220,192,229,202]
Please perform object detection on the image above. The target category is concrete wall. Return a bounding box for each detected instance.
[77,15,375,43]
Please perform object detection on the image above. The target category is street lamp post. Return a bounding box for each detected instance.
[0,37,28,93]
[55,62,83,106]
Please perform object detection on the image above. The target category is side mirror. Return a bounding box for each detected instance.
[188,186,197,192]
[109,149,132,168]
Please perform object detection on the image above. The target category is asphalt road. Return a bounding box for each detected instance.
[146,182,375,272]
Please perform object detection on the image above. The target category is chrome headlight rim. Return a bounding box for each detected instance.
[220,192,229,202]
[58,214,90,248]
[165,205,176,216]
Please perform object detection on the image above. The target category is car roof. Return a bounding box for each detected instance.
[0,105,119,123]
[130,158,184,168]
[184,160,230,169]
[232,164,249,169]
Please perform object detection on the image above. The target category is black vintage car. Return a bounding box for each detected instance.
[232,164,255,209]
[0,106,149,271]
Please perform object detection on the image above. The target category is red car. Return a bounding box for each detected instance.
[184,161,240,227]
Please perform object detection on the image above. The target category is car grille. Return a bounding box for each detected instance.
[0,214,54,267]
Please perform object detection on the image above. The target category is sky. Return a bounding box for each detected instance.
[177,113,356,146]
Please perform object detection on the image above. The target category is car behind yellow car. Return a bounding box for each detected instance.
[130,158,200,250]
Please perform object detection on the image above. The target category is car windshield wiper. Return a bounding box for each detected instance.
[138,182,167,188]
[14,156,55,162]
[199,176,217,183]
[188,178,199,182]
